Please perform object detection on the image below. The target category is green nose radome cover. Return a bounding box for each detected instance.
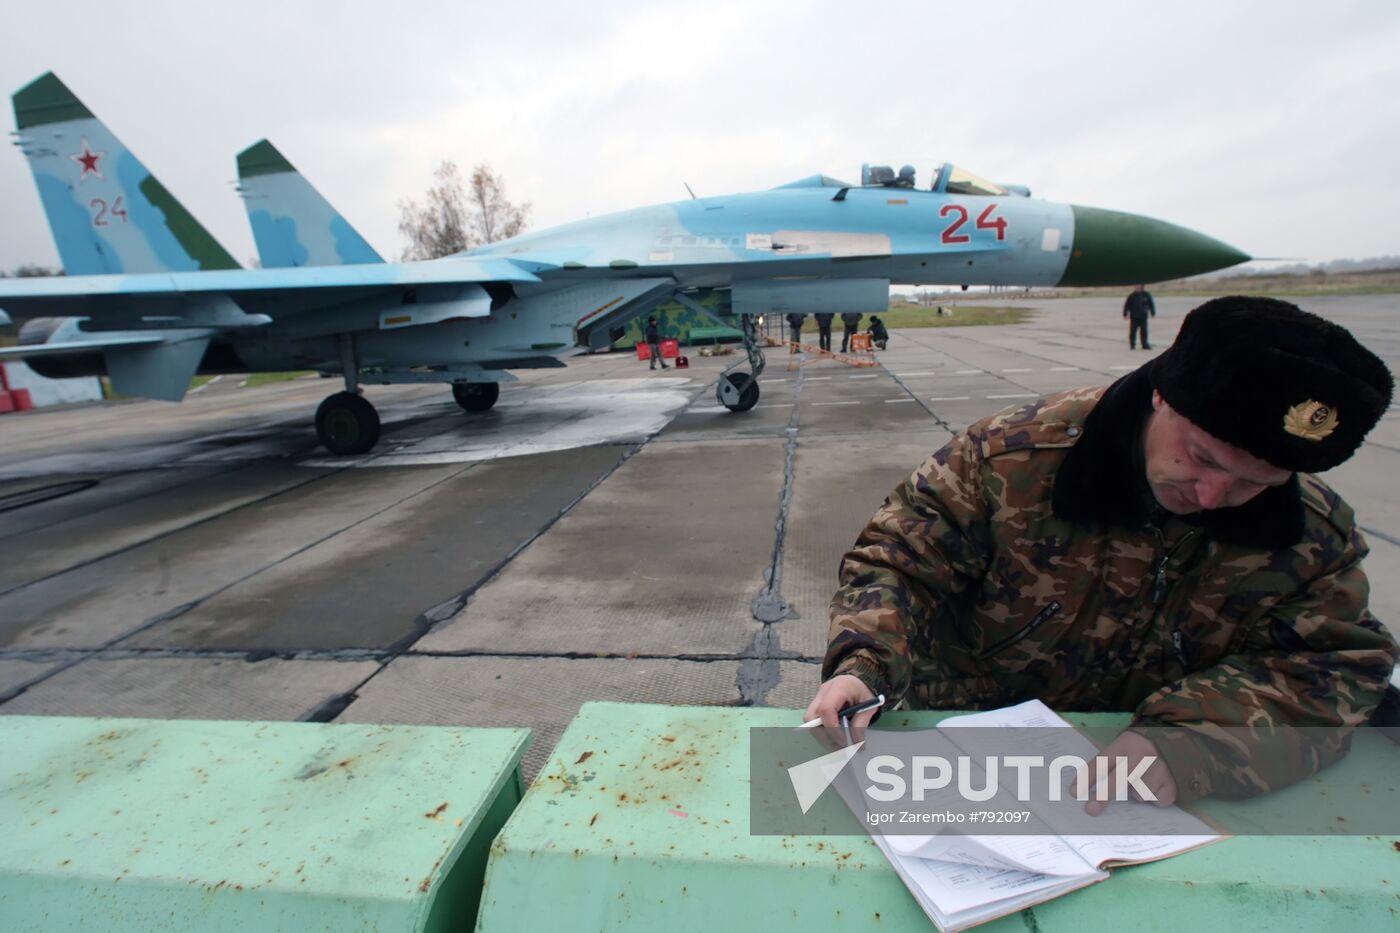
[1060,205,1249,286]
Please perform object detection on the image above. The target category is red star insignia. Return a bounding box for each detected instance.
[71,138,105,181]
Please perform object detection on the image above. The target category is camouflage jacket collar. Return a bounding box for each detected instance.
[1051,365,1305,549]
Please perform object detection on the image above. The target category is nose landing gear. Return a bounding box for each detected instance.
[717,371,760,412]
[717,312,765,412]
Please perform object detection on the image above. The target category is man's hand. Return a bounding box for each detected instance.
[804,674,878,746]
[1071,730,1177,816]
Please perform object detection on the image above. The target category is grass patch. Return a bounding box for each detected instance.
[94,372,310,400]
[1054,268,1400,298]
[242,371,316,388]
[801,305,1030,332]
[882,305,1030,328]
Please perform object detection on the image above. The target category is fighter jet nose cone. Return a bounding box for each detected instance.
[1059,205,1249,287]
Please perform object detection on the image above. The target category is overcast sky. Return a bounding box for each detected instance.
[2,0,1398,272]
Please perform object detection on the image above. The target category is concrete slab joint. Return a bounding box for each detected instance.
[739,370,806,707]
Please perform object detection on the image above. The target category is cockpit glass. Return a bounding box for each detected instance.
[862,162,1009,196]
[944,165,1008,196]
[862,164,917,187]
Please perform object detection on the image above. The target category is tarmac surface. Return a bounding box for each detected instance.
[2,295,1397,780]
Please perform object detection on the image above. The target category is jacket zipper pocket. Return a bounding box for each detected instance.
[1150,531,1198,607]
[979,600,1062,660]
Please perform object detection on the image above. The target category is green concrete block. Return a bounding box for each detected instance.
[0,716,529,931]
[476,703,1400,932]
[687,326,743,345]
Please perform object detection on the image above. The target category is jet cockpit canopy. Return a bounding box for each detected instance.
[860,162,1030,197]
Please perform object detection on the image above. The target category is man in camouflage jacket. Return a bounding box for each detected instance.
[809,297,1397,803]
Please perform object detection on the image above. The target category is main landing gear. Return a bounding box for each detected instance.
[316,392,380,455]
[314,380,501,455]
[316,334,380,455]
[314,334,507,455]
[452,382,500,412]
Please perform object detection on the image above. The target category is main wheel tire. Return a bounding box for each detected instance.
[315,392,381,455]
[452,382,500,412]
[719,372,761,412]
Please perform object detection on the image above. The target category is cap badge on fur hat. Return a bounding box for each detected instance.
[1148,296,1393,473]
[1283,400,1339,442]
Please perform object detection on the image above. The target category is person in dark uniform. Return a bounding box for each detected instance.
[786,313,807,353]
[645,315,668,370]
[809,295,1397,808]
[840,312,862,352]
[1124,284,1156,350]
[868,315,889,350]
[814,312,835,352]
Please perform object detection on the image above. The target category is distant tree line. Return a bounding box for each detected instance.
[1232,256,1400,277]
[0,264,61,277]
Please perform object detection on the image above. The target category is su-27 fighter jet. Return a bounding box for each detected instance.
[0,73,1250,455]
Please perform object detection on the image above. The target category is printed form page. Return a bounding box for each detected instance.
[938,700,1221,867]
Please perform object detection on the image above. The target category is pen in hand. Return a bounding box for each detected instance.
[798,694,886,731]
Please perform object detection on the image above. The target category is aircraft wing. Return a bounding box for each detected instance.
[0,326,216,402]
[0,258,545,321]
[0,334,165,358]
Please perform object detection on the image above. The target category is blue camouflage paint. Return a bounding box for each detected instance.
[330,216,380,265]
[248,209,310,269]
[236,141,383,268]
[34,172,120,275]
[468,184,1073,288]
[115,151,201,272]
[20,108,235,274]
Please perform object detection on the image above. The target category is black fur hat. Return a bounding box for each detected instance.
[1148,296,1393,473]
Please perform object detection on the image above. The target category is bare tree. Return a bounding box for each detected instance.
[398,161,470,261]
[467,164,531,245]
[398,161,531,261]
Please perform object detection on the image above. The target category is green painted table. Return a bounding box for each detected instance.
[476,703,1400,931]
[0,716,529,932]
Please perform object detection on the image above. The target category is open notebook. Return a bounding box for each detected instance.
[834,700,1222,931]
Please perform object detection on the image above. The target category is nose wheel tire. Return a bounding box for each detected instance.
[717,372,760,412]
[453,382,500,412]
[316,392,381,455]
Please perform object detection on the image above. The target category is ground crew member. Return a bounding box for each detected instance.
[1124,284,1156,349]
[840,312,862,353]
[868,315,889,350]
[786,313,807,353]
[644,315,668,370]
[807,296,1397,806]
[815,312,835,352]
